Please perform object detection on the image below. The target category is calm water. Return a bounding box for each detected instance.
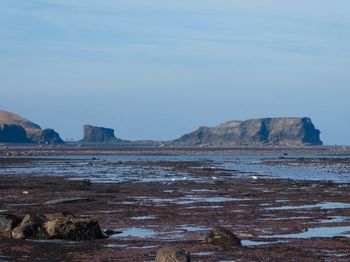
[0,154,350,183]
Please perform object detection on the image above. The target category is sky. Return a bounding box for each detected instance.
[1,0,350,145]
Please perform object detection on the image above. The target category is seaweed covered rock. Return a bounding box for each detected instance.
[12,223,40,239]
[0,212,106,240]
[43,213,106,240]
[155,246,191,262]
[0,214,21,238]
[205,226,241,246]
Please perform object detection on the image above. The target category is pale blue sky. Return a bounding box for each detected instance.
[1,0,349,144]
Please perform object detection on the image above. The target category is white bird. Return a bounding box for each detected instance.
[182,177,188,180]
[251,176,258,180]
[22,191,29,194]
[171,178,175,182]
[211,176,218,180]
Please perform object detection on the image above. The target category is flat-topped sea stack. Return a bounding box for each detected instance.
[81,125,127,144]
[172,117,322,146]
[0,110,64,145]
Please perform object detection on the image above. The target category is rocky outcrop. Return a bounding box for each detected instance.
[205,226,241,246]
[42,213,105,240]
[172,117,322,146]
[81,125,127,144]
[1,212,106,240]
[0,110,64,145]
[26,128,64,145]
[0,124,30,143]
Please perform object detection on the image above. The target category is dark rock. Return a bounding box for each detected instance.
[205,226,241,246]
[78,179,92,190]
[155,246,191,262]
[173,117,322,146]
[0,124,29,143]
[82,125,121,143]
[104,229,122,236]
[0,214,21,238]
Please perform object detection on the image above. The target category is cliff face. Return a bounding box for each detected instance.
[0,124,29,143]
[82,125,122,143]
[0,110,64,144]
[173,117,322,146]
[26,128,64,145]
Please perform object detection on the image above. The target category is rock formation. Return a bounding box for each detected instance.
[0,212,106,240]
[0,110,324,147]
[81,125,127,144]
[0,124,29,143]
[0,110,64,144]
[155,246,191,262]
[172,117,322,146]
[26,128,64,145]
[205,226,241,246]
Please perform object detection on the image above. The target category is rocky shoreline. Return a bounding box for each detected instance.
[0,154,350,261]
[1,145,350,157]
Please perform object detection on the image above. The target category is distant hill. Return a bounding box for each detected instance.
[0,110,41,129]
[172,117,322,146]
[0,110,64,145]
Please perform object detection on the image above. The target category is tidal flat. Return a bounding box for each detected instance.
[0,146,350,261]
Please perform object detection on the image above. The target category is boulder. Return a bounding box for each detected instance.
[205,226,241,246]
[0,214,21,238]
[155,246,191,262]
[173,117,322,146]
[43,213,106,240]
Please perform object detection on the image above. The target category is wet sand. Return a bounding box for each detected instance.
[0,148,350,261]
